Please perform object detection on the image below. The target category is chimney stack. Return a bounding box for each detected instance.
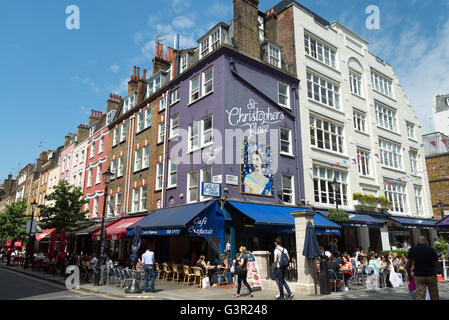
[233,0,260,58]
[107,93,122,113]
[264,7,277,44]
[128,65,139,94]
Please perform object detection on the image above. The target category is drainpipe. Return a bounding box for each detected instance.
[161,92,169,208]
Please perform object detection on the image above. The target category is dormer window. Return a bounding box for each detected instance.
[106,110,116,125]
[268,43,281,68]
[123,94,136,114]
[89,124,97,137]
[199,27,222,59]
[146,75,162,98]
[180,54,188,73]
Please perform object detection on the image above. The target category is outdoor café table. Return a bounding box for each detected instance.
[206,266,216,279]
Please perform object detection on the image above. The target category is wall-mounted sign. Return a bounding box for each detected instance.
[212,175,222,184]
[201,182,221,198]
[241,139,273,196]
[444,210,449,216]
[226,175,239,186]
[141,229,182,236]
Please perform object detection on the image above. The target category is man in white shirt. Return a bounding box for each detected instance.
[273,237,293,300]
[139,248,156,293]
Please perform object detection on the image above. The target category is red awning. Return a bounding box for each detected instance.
[4,240,22,247]
[92,216,144,241]
[36,229,56,241]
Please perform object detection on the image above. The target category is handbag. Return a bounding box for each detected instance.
[202,276,210,289]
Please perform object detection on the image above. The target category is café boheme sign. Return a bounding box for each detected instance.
[226,99,285,137]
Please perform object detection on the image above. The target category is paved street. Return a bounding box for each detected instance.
[1,264,449,300]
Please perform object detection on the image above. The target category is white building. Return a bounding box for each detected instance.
[272,0,435,250]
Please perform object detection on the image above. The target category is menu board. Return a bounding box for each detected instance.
[246,251,263,290]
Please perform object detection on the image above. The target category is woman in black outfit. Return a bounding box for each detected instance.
[233,246,254,298]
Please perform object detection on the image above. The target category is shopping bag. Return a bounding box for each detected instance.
[389,271,401,288]
[202,276,210,289]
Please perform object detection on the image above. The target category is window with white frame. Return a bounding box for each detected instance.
[117,156,124,177]
[202,115,213,146]
[123,93,136,114]
[170,114,179,138]
[131,188,139,212]
[115,193,121,215]
[282,174,295,205]
[210,28,221,51]
[371,70,393,98]
[120,123,127,142]
[80,150,85,163]
[280,127,293,155]
[278,82,290,108]
[78,173,82,187]
[110,159,116,179]
[154,75,161,92]
[414,186,423,215]
[375,102,397,132]
[159,96,167,112]
[180,54,188,73]
[99,137,104,154]
[137,112,144,133]
[155,163,163,191]
[313,166,348,206]
[304,33,336,68]
[357,149,371,177]
[67,156,71,171]
[90,144,95,158]
[190,76,200,103]
[84,201,89,214]
[353,110,367,133]
[134,149,142,172]
[310,115,344,154]
[384,181,407,214]
[307,71,340,110]
[187,170,198,203]
[268,44,281,68]
[113,128,119,146]
[107,194,114,216]
[171,89,180,104]
[409,150,419,175]
[140,186,147,211]
[158,121,165,144]
[75,154,79,165]
[188,121,200,152]
[379,139,402,170]
[200,166,212,201]
[349,71,362,96]
[144,107,151,129]
[92,197,99,217]
[167,159,177,188]
[200,37,210,58]
[96,164,102,184]
[87,168,93,187]
[406,122,416,140]
[202,67,213,96]
[142,146,149,169]
[62,158,66,173]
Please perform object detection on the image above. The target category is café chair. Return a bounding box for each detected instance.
[192,267,205,288]
[162,263,172,281]
[183,265,195,286]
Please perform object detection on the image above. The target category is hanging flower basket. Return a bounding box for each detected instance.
[328,208,349,223]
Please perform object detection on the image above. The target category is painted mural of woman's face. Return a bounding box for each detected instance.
[251,152,263,171]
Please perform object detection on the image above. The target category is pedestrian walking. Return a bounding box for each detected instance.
[233,246,254,298]
[139,247,156,293]
[406,236,440,300]
[331,238,340,257]
[273,237,293,300]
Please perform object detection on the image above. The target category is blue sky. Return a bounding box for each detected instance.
[1,0,449,182]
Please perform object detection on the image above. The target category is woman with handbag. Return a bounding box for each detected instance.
[233,246,254,298]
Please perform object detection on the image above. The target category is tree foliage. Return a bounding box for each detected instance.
[0,200,28,244]
[38,180,88,233]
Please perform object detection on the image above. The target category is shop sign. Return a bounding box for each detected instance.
[246,251,263,290]
[201,182,221,198]
[186,204,224,239]
[212,175,222,183]
[444,211,449,216]
[141,229,182,236]
[315,227,341,235]
[226,175,239,185]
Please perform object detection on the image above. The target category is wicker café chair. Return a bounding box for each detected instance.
[162,263,173,281]
[192,267,205,288]
[155,262,163,279]
[183,265,195,286]
[172,264,182,282]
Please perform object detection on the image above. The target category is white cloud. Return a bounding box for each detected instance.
[171,0,191,14]
[109,65,120,73]
[82,78,100,93]
[206,1,232,18]
[172,16,195,29]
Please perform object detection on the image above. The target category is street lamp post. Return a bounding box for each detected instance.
[24,200,38,269]
[99,168,113,267]
[437,200,444,219]
[331,177,340,210]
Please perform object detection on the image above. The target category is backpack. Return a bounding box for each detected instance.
[279,248,289,270]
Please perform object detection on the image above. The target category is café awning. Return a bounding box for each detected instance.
[389,216,437,230]
[73,223,103,236]
[36,229,55,241]
[227,201,341,235]
[316,210,385,228]
[92,216,145,240]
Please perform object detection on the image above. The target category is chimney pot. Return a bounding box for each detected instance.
[143,69,147,79]
[160,44,164,58]
[137,67,140,77]
[271,8,274,14]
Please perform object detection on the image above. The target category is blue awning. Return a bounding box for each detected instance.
[227,201,340,234]
[317,210,385,228]
[126,201,225,238]
[389,217,437,230]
